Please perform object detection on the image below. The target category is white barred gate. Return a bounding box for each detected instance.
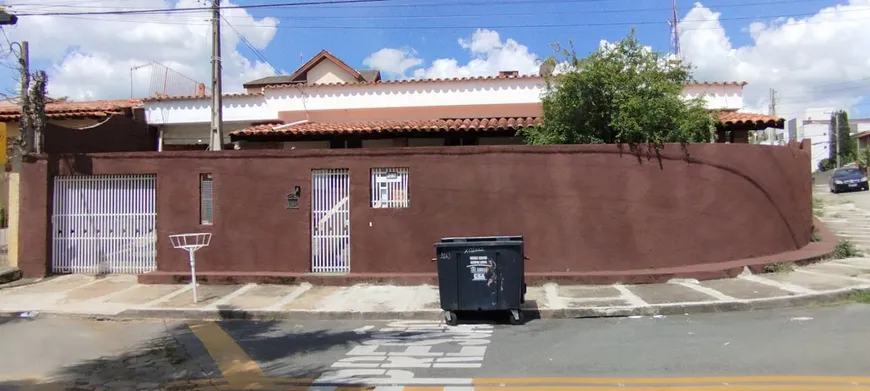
[51,174,157,274]
[311,169,351,273]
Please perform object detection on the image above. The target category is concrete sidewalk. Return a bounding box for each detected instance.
[2,257,869,321]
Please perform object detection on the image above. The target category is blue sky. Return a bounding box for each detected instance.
[0,0,868,119]
[240,0,841,74]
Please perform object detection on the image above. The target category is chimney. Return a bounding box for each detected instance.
[498,70,519,78]
[195,83,206,97]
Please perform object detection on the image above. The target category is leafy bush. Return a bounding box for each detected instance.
[818,158,836,172]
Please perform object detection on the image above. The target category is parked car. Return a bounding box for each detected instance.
[830,167,869,193]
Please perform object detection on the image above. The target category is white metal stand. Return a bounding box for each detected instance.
[169,233,212,303]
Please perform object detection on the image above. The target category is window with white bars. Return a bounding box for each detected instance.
[200,174,214,225]
[371,168,409,208]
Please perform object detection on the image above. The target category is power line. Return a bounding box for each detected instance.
[3,0,829,16]
[220,14,278,74]
[11,0,400,17]
[43,9,870,31]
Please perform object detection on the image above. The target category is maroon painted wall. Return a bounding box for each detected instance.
[44,115,158,154]
[18,141,813,277]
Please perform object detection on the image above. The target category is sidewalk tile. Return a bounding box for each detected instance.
[559,285,621,299]
[104,284,182,305]
[221,284,298,309]
[154,285,239,308]
[62,276,136,301]
[763,271,856,291]
[564,298,632,308]
[700,278,792,299]
[15,275,93,294]
[801,264,870,280]
[627,283,718,304]
[282,286,342,310]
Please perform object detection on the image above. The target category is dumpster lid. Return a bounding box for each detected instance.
[438,236,523,243]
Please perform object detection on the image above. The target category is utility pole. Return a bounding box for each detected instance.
[30,70,47,155]
[17,41,31,155]
[834,111,841,168]
[209,0,224,151]
[768,88,777,144]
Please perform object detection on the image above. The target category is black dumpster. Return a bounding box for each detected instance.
[434,235,526,325]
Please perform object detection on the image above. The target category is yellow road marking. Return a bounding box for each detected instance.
[472,376,870,385]
[188,321,268,389]
[406,387,870,391]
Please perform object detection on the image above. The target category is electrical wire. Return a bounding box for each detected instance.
[220,14,278,73]
[41,9,870,32]
[11,0,422,17]
[2,0,830,14]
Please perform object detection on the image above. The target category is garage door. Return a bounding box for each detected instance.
[51,174,157,274]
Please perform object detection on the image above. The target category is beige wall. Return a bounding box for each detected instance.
[308,61,358,85]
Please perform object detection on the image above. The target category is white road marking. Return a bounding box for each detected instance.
[796,269,870,284]
[737,274,815,294]
[614,284,648,307]
[669,280,736,301]
[207,283,257,309]
[263,282,312,311]
[139,284,192,308]
[543,283,565,308]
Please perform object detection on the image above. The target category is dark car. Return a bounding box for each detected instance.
[830,167,869,193]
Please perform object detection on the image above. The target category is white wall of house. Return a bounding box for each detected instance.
[144,79,745,127]
[795,107,870,171]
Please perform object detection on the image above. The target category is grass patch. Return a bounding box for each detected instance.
[810,225,822,242]
[849,290,870,304]
[834,239,862,259]
[813,197,825,217]
[763,262,795,273]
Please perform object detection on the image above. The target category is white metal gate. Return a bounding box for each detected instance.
[51,174,157,274]
[311,169,350,273]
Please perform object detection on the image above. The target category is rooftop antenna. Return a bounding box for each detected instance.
[667,0,681,65]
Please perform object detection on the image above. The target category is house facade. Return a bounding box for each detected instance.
[11,50,798,282]
[793,108,870,170]
[143,50,783,151]
[0,98,154,269]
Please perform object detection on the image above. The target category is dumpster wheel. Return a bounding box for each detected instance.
[509,309,524,325]
[443,310,458,326]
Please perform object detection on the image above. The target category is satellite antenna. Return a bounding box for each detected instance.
[667,0,681,64]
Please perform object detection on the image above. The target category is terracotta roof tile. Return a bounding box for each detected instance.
[0,98,142,121]
[142,91,262,102]
[231,117,541,137]
[714,111,783,127]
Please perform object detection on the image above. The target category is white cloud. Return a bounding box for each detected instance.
[680,0,870,119]
[2,0,279,100]
[362,48,422,77]
[364,29,540,80]
[414,29,540,78]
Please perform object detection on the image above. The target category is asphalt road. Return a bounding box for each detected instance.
[3,305,870,390]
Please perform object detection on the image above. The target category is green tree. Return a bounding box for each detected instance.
[520,30,714,158]
[829,110,855,166]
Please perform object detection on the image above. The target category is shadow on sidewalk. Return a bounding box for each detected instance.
[0,305,436,390]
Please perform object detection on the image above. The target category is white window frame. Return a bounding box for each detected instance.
[370,168,409,208]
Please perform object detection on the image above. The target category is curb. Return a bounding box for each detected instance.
[3,285,869,322]
[0,267,21,285]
